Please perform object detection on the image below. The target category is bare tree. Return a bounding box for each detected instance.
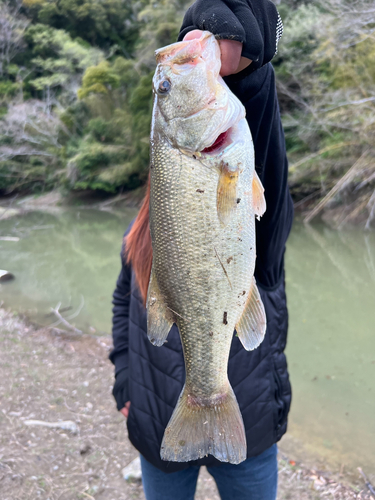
[275,0,375,225]
[0,0,29,77]
[0,100,63,161]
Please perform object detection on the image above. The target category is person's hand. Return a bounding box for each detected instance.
[179,0,282,75]
[183,29,252,77]
[120,401,131,418]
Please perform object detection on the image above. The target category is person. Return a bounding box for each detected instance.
[110,0,294,498]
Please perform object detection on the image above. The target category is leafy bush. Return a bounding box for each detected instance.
[0,80,20,99]
[78,62,120,99]
[0,0,373,225]
[66,143,138,192]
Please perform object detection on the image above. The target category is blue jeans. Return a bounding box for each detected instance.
[140,444,278,500]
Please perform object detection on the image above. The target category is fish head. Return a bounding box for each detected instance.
[152,32,245,154]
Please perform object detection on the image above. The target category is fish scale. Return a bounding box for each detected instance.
[147,32,266,464]
[151,139,253,377]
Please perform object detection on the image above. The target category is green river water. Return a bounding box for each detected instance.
[1,208,374,475]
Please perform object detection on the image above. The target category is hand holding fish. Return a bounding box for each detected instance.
[183,29,252,76]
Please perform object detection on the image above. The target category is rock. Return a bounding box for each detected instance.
[24,419,79,435]
[80,443,91,455]
[122,456,142,483]
[0,270,15,282]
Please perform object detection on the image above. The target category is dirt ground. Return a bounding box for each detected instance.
[0,308,373,500]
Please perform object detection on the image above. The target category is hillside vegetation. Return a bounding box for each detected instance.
[0,0,374,226]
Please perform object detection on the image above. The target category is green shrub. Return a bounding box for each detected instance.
[0,81,20,99]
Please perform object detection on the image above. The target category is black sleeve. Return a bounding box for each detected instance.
[178,0,283,74]
[109,238,132,410]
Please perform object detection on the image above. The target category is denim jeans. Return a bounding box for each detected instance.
[140,444,278,500]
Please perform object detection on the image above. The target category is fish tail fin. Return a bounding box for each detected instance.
[161,384,246,464]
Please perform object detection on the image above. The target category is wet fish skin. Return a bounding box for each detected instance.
[147,32,266,465]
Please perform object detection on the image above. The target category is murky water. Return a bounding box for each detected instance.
[1,209,374,474]
[283,222,375,475]
[0,208,137,334]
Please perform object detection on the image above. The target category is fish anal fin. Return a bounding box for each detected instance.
[161,384,246,464]
[252,171,266,218]
[235,277,266,350]
[146,267,174,346]
[217,161,239,225]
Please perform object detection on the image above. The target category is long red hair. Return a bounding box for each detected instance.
[125,176,152,305]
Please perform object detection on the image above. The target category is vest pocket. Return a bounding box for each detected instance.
[272,359,287,432]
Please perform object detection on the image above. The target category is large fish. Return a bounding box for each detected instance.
[147,32,267,465]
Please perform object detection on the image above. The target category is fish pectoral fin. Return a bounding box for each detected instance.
[217,161,239,226]
[252,171,266,219]
[235,277,266,351]
[146,267,174,346]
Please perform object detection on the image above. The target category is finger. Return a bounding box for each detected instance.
[219,39,242,76]
[182,31,250,76]
[183,29,204,41]
[233,56,252,74]
[120,407,129,418]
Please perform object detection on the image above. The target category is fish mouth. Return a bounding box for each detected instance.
[200,127,234,155]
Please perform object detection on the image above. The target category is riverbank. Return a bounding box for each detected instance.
[0,307,373,500]
[1,186,374,230]
[0,187,145,218]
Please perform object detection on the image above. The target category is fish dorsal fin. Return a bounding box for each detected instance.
[252,171,266,218]
[235,277,266,351]
[147,266,174,346]
[217,161,239,226]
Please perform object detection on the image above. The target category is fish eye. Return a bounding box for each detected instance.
[158,80,171,94]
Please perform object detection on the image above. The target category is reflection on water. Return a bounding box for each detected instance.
[283,221,375,475]
[0,209,374,473]
[0,208,137,333]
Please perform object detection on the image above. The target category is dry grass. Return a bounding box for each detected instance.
[0,308,373,500]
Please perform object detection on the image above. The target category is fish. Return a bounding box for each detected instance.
[147,31,267,465]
